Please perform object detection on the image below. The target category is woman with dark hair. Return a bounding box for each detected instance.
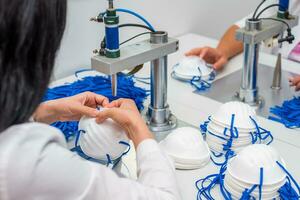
[0,1,180,199]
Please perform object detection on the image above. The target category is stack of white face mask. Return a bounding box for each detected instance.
[78,116,130,165]
[224,144,287,199]
[159,127,210,170]
[172,56,215,82]
[205,101,263,154]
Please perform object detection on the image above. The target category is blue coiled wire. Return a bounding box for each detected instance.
[269,96,300,128]
[115,8,155,31]
[43,73,149,141]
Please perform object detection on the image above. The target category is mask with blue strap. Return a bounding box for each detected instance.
[43,70,149,142]
[196,144,300,200]
[71,112,130,168]
[172,56,216,92]
[200,101,273,166]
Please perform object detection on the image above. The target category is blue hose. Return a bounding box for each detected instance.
[115,8,155,31]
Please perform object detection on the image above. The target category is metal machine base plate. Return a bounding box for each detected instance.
[195,64,297,118]
[142,111,196,142]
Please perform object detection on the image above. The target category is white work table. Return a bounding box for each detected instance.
[52,33,300,199]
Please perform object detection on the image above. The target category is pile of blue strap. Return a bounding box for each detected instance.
[269,96,300,128]
[43,73,149,141]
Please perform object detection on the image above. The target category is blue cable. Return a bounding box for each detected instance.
[115,8,155,31]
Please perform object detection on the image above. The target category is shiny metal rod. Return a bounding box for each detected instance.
[271,53,282,90]
[239,43,260,104]
[111,74,117,96]
[108,0,114,9]
[238,19,262,105]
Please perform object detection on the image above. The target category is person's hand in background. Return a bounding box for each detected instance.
[185,25,243,71]
[289,75,300,91]
[185,47,229,70]
[34,92,109,124]
[96,98,153,148]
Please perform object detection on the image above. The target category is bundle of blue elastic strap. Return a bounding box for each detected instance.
[43,72,149,142]
[269,96,300,128]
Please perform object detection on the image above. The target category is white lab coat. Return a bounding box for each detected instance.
[0,122,181,200]
[235,0,300,60]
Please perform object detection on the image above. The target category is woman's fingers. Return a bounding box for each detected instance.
[295,82,300,91]
[96,108,122,124]
[71,105,99,118]
[94,94,109,106]
[105,98,125,108]
[199,48,209,59]
[82,92,109,107]
[185,48,203,56]
[289,75,300,87]
[213,57,227,70]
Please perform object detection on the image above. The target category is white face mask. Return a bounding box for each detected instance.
[196,144,300,200]
[172,56,216,91]
[224,144,292,199]
[159,127,210,170]
[76,116,130,165]
[173,56,214,80]
[201,101,273,165]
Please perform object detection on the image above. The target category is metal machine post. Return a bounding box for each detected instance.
[235,15,298,106]
[147,32,176,132]
[239,20,262,105]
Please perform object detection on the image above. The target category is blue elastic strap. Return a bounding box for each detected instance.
[200,117,211,134]
[71,129,131,167]
[240,169,263,200]
[210,150,235,167]
[277,161,300,197]
[269,96,300,128]
[196,162,230,200]
[190,76,212,92]
[249,116,274,145]
[259,168,263,200]
[279,177,300,200]
[228,114,239,139]
[115,8,155,31]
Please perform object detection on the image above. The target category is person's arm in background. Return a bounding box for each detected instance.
[186,25,243,70]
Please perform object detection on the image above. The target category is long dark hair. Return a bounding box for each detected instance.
[0,0,67,132]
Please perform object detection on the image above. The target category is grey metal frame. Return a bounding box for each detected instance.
[91,31,179,133]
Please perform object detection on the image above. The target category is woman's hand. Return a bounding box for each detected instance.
[96,98,153,148]
[185,25,243,71]
[34,92,109,124]
[289,75,300,91]
[185,47,229,70]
